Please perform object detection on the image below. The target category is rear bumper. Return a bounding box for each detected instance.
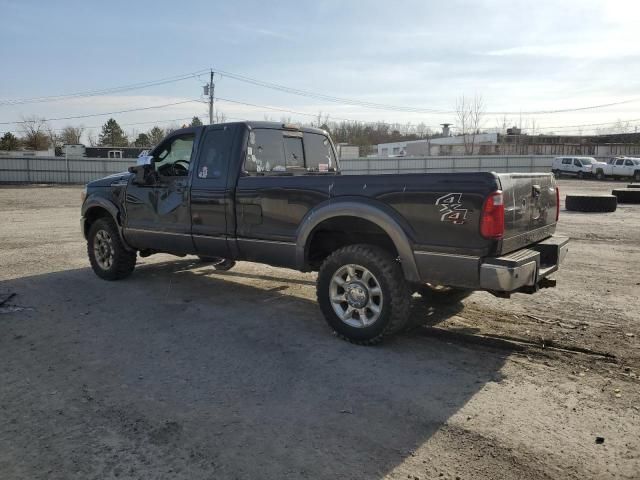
[479,236,569,292]
[413,235,569,293]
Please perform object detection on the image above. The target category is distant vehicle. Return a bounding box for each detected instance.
[81,121,568,344]
[551,156,604,179]
[593,157,640,181]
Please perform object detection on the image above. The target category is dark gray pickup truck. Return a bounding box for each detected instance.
[81,121,568,344]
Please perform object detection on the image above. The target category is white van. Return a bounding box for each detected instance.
[551,156,604,179]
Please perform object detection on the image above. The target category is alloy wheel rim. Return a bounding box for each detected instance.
[329,264,383,328]
[93,229,114,270]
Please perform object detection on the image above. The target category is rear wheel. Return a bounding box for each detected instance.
[317,244,410,345]
[577,171,584,179]
[595,170,605,180]
[634,171,640,182]
[552,169,560,179]
[88,217,136,280]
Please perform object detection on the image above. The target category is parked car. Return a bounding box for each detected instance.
[593,157,640,181]
[81,122,568,344]
[551,156,605,179]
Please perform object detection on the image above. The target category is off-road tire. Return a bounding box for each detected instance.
[612,188,640,204]
[317,244,410,345]
[198,256,236,271]
[88,217,136,280]
[417,284,473,305]
[565,195,617,212]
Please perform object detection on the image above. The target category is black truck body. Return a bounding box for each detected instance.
[81,122,568,343]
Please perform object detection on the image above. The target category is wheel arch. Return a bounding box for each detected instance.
[295,198,420,282]
[82,197,134,251]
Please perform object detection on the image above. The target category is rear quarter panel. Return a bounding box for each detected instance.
[331,172,500,256]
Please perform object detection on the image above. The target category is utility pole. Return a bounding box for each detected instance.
[208,70,215,125]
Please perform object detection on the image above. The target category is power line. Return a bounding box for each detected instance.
[0,100,201,125]
[0,69,209,107]
[211,98,443,128]
[212,66,640,115]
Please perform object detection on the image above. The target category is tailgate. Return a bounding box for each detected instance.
[497,173,558,255]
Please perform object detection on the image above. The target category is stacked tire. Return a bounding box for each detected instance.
[612,188,640,204]
[565,195,617,212]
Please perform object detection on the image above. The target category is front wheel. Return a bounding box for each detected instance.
[595,170,605,180]
[317,244,410,345]
[88,217,136,280]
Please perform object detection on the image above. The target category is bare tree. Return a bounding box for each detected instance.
[213,111,227,124]
[455,94,485,154]
[87,130,98,147]
[20,116,50,151]
[59,126,84,145]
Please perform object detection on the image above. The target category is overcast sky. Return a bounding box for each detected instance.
[1,0,639,141]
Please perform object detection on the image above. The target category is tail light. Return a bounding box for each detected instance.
[555,186,560,222]
[480,191,505,239]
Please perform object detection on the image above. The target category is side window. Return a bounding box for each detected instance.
[616,159,625,166]
[573,159,582,167]
[283,136,305,171]
[625,160,634,166]
[195,127,234,180]
[304,133,336,172]
[153,134,195,177]
[562,158,571,165]
[245,129,284,174]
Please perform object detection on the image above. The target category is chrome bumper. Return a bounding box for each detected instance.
[480,236,569,292]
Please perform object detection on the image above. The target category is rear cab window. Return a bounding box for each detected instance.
[244,128,336,175]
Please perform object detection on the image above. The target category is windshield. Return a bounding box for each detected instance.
[579,158,596,164]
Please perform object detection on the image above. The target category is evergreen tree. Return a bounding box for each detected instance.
[190,116,203,127]
[0,132,20,150]
[147,126,165,146]
[98,118,128,147]
[134,133,151,147]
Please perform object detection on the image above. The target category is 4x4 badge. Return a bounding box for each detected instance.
[435,193,468,224]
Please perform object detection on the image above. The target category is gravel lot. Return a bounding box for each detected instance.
[0,180,638,480]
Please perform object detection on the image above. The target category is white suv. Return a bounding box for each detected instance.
[551,156,604,179]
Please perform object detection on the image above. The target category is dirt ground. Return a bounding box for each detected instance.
[0,180,638,480]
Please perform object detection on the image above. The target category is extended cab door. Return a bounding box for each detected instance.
[190,125,240,258]
[234,128,336,266]
[123,131,198,253]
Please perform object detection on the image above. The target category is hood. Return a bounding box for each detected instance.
[86,171,132,188]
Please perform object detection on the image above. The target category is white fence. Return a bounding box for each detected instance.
[0,156,134,184]
[0,155,558,184]
[340,155,556,175]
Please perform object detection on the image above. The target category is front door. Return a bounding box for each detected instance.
[190,125,240,258]
[123,131,197,253]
